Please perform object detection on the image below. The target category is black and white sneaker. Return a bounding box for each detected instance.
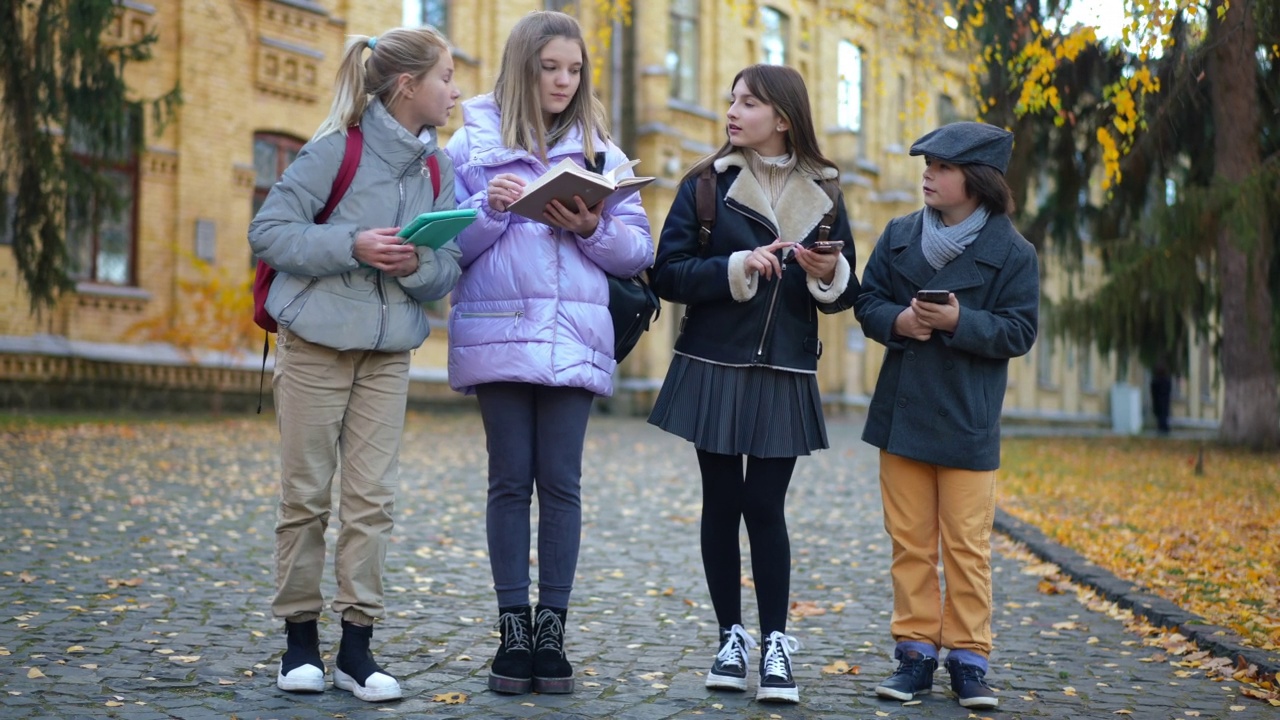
[276,619,326,693]
[705,624,757,691]
[755,631,800,703]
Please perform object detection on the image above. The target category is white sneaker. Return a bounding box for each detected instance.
[334,666,402,702]
[276,661,325,693]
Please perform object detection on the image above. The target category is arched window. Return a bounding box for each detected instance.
[760,7,789,66]
[252,132,305,221]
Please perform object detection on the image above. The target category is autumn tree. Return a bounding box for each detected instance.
[0,0,179,313]
[946,0,1279,448]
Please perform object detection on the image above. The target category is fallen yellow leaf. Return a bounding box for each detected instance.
[431,692,467,704]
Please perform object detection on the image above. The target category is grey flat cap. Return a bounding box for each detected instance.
[909,121,1014,174]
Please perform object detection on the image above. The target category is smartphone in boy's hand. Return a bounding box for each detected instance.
[916,289,950,304]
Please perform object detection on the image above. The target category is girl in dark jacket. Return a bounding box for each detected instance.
[648,64,859,705]
[855,122,1039,711]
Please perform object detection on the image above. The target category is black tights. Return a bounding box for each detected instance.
[696,449,797,638]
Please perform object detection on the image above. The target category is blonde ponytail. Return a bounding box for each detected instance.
[313,36,373,141]
[313,27,451,141]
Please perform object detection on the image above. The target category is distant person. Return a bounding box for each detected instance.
[248,26,462,702]
[1151,363,1173,434]
[854,122,1039,710]
[443,11,653,696]
[648,64,860,704]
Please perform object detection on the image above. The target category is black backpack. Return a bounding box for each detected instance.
[584,152,660,363]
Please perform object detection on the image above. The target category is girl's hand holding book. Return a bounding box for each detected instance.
[543,195,604,238]
[354,227,418,275]
[487,173,527,212]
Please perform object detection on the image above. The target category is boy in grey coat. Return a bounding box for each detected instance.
[855,122,1038,710]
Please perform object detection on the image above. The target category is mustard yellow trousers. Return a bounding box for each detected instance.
[879,450,995,656]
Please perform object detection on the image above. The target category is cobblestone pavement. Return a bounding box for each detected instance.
[1,410,1272,719]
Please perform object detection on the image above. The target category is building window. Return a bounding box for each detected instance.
[837,40,863,132]
[420,0,448,34]
[938,93,960,125]
[253,133,304,220]
[0,193,14,245]
[67,108,141,285]
[1036,321,1055,389]
[668,0,700,104]
[1080,346,1096,392]
[760,6,788,66]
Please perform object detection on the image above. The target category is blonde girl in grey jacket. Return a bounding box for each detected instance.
[248,26,462,702]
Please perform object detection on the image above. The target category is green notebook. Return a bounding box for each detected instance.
[397,209,478,250]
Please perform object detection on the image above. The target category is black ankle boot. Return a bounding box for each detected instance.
[532,606,574,694]
[489,605,533,694]
[277,619,325,693]
[333,620,402,702]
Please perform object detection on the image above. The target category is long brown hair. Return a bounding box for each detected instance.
[493,11,609,161]
[684,64,837,182]
[314,26,452,140]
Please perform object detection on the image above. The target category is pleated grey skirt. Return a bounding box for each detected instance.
[647,354,829,458]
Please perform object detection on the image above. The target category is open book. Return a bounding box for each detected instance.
[507,158,654,223]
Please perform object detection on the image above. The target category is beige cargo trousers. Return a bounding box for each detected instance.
[270,329,409,626]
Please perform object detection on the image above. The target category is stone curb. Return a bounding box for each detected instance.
[993,507,1280,682]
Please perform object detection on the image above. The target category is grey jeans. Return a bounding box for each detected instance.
[475,382,594,609]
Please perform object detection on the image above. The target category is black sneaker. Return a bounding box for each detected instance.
[945,656,998,709]
[755,631,800,703]
[705,624,756,691]
[875,648,937,701]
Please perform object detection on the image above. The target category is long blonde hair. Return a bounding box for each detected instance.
[493,11,608,161]
[314,26,451,140]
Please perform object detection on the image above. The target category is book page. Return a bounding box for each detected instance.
[604,159,641,185]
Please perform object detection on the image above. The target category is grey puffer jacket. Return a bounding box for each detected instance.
[248,99,462,352]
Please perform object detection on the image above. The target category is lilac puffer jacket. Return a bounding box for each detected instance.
[444,94,654,396]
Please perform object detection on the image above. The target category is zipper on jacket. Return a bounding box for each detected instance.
[279,277,319,323]
[375,178,410,349]
[458,311,524,319]
[755,279,783,360]
[722,197,786,362]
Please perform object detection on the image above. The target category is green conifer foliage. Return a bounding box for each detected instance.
[0,0,179,313]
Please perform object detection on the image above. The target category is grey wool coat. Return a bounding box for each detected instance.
[854,210,1039,471]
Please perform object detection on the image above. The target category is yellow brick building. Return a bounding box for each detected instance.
[0,0,1220,430]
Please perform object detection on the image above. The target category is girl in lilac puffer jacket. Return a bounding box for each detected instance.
[443,10,652,698]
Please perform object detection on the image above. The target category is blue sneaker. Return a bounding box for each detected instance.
[875,648,937,701]
[945,656,998,709]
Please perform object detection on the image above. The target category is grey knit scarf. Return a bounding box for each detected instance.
[920,206,990,270]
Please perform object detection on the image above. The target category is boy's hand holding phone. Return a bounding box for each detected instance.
[912,290,959,333]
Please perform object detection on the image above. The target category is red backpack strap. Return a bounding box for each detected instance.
[695,167,716,253]
[426,152,441,200]
[315,126,363,223]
